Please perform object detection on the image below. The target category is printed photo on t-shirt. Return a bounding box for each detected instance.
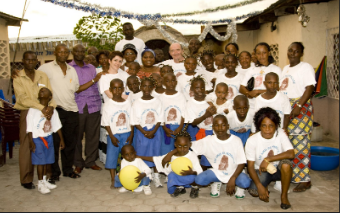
[255,75,263,88]
[227,87,234,100]
[145,111,156,124]
[176,72,183,78]
[218,155,229,170]
[280,78,289,91]
[116,113,127,127]
[267,150,274,157]
[167,108,177,122]
[189,90,194,97]
[43,120,52,133]
[204,116,213,126]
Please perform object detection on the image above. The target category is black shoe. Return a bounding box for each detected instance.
[50,176,60,181]
[190,187,199,198]
[280,203,291,210]
[21,182,35,190]
[171,187,186,197]
[48,179,56,184]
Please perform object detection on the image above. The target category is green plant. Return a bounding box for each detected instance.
[73,14,124,51]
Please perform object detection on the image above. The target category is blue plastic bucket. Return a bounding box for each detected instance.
[311,146,339,171]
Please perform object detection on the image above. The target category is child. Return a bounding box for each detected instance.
[192,115,251,199]
[214,54,226,75]
[227,95,255,146]
[159,73,186,155]
[127,62,141,76]
[177,56,212,101]
[252,72,291,135]
[200,50,218,88]
[101,79,134,189]
[236,51,254,75]
[225,42,239,56]
[245,107,294,210]
[206,82,233,116]
[151,73,165,98]
[114,145,152,195]
[126,75,142,105]
[131,76,164,188]
[184,76,216,169]
[139,125,202,198]
[27,87,65,194]
[215,54,244,102]
[159,65,175,78]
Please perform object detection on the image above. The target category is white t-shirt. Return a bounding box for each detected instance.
[26,108,62,138]
[184,98,213,130]
[120,158,152,180]
[236,66,254,76]
[151,90,163,99]
[252,92,291,132]
[101,99,132,134]
[215,68,227,76]
[280,62,316,99]
[126,91,143,106]
[205,93,233,116]
[241,64,282,91]
[215,73,244,101]
[98,69,130,103]
[158,60,186,74]
[227,109,255,132]
[115,37,145,64]
[159,92,186,125]
[153,151,203,175]
[191,135,247,183]
[200,69,217,88]
[130,97,163,129]
[245,128,293,169]
[177,72,213,101]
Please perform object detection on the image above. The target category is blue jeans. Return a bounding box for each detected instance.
[195,170,251,189]
[248,169,282,191]
[114,174,150,188]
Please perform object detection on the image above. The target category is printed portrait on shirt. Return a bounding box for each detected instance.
[218,155,229,170]
[226,87,234,100]
[43,120,52,133]
[116,113,127,127]
[189,89,194,97]
[145,111,156,124]
[167,108,177,122]
[279,78,289,91]
[204,116,213,126]
[255,75,263,88]
[267,150,274,158]
[176,72,183,78]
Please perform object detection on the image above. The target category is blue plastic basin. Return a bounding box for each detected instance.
[311,146,339,171]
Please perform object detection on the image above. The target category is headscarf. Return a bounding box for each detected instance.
[141,47,156,57]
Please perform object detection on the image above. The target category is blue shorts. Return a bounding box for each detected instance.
[105,132,131,169]
[114,174,150,188]
[31,135,55,165]
[230,129,251,146]
[167,172,196,194]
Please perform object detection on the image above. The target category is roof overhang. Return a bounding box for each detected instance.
[0,11,28,27]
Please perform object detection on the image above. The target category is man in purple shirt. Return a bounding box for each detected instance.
[70,44,103,173]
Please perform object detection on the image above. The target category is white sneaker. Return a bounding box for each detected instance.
[164,176,168,183]
[118,187,129,193]
[210,182,222,198]
[38,181,50,194]
[235,187,245,199]
[143,185,152,195]
[153,173,163,188]
[273,181,291,193]
[134,186,143,193]
[44,180,57,190]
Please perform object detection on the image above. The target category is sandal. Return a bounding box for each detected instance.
[280,203,291,210]
[248,189,259,197]
[64,172,81,179]
[293,182,312,192]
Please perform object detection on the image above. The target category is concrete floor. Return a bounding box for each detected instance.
[0,139,339,212]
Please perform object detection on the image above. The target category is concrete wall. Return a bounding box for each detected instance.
[0,18,12,101]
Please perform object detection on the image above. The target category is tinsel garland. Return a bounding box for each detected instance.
[40,0,263,24]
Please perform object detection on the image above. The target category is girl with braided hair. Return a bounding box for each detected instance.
[130,76,164,188]
[138,124,202,198]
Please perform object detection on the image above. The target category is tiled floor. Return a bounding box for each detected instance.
[0,139,338,212]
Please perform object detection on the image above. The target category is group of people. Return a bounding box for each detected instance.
[12,22,316,210]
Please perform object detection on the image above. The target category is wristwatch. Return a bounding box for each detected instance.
[92,79,95,83]
[296,103,302,108]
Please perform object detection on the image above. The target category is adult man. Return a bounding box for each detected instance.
[87,46,99,67]
[154,48,165,64]
[39,44,80,180]
[188,37,202,57]
[13,51,56,189]
[84,54,97,67]
[69,44,103,174]
[115,22,145,64]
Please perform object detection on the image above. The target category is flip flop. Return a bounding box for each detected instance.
[281,203,291,210]
[293,182,312,192]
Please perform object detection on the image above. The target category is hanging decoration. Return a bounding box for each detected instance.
[197,19,238,43]
[297,4,310,27]
[40,0,264,24]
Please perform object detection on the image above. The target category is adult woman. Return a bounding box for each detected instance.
[239,42,282,109]
[245,107,294,210]
[137,48,160,78]
[96,50,110,74]
[280,42,316,192]
[120,43,137,71]
[98,51,129,103]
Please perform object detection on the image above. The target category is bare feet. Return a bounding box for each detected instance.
[293,181,312,192]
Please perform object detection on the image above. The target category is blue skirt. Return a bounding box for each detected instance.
[187,124,199,141]
[167,172,196,194]
[135,125,163,167]
[230,129,251,146]
[199,129,213,167]
[161,124,181,155]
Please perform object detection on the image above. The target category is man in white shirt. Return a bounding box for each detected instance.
[115,22,145,64]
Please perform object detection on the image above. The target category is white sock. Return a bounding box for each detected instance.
[192,185,199,189]
[43,175,47,182]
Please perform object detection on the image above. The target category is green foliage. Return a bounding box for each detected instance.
[73,14,124,51]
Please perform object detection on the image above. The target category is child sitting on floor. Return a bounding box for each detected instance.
[102,79,134,189]
[206,82,233,116]
[27,87,65,194]
[192,115,251,199]
[114,145,152,195]
[139,124,202,198]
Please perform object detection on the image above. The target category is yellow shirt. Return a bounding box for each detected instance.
[13,69,56,111]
